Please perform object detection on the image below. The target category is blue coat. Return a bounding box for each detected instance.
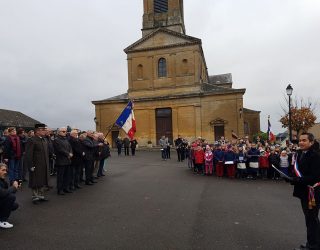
[247,148,260,162]
[224,150,236,162]
[214,149,224,162]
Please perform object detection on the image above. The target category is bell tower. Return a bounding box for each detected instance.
[142,0,185,37]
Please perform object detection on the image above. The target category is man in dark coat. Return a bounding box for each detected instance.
[175,135,184,162]
[290,133,320,250]
[69,130,84,189]
[130,138,138,156]
[24,124,50,204]
[97,136,110,177]
[0,163,19,229]
[53,127,73,195]
[82,131,102,185]
[115,136,123,156]
[123,137,130,156]
[45,128,56,177]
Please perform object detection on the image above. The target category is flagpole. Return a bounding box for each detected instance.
[103,122,116,141]
[267,115,270,143]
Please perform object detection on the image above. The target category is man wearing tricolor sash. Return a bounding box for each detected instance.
[290,133,320,250]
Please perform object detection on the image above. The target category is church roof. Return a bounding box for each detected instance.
[243,108,261,113]
[92,93,129,104]
[0,109,41,129]
[201,82,245,94]
[124,28,202,53]
[209,73,232,85]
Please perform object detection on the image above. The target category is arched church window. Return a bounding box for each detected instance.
[137,64,143,79]
[154,0,168,13]
[182,59,188,74]
[158,58,167,78]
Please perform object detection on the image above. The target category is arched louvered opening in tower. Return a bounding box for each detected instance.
[154,0,168,13]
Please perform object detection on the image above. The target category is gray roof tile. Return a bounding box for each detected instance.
[0,109,41,128]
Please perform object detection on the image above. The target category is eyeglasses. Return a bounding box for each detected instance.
[60,131,67,133]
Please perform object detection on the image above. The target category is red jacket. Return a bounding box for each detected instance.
[194,149,205,164]
[259,153,269,168]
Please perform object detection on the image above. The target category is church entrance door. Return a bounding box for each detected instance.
[155,108,173,145]
[214,125,225,141]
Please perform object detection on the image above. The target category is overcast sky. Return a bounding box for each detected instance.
[0,0,319,133]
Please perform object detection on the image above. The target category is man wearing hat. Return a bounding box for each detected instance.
[24,123,50,204]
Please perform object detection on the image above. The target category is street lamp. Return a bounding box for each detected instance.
[94,117,99,125]
[286,84,293,142]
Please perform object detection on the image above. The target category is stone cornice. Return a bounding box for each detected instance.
[92,88,246,105]
[124,28,201,53]
[125,41,200,54]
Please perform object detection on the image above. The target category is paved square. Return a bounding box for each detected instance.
[1,151,305,250]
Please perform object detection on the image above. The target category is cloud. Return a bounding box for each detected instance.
[0,0,319,133]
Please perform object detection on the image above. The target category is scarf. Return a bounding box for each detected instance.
[9,135,21,159]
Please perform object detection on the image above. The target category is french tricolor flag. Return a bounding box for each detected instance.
[267,116,275,142]
[115,101,136,140]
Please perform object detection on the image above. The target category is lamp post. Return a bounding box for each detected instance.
[239,108,243,118]
[286,84,293,142]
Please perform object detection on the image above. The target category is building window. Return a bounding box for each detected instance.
[182,59,188,74]
[158,58,167,78]
[137,64,143,79]
[154,0,168,13]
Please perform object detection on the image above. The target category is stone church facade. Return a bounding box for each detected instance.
[92,0,260,146]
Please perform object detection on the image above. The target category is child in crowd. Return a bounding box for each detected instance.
[259,149,269,179]
[224,145,236,178]
[186,145,193,169]
[236,146,247,178]
[268,147,280,180]
[214,144,224,177]
[279,150,289,177]
[204,145,214,175]
[247,143,260,179]
[193,144,205,175]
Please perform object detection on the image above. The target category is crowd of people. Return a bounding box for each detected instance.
[115,136,138,156]
[165,135,303,180]
[0,124,111,229]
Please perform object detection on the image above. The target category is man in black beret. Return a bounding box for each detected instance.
[24,123,50,204]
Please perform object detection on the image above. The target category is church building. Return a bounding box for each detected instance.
[92,0,260,146]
